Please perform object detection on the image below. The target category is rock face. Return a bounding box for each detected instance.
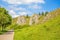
[17,14,40,25]
[17,16,26,25]
[29,14,39,25]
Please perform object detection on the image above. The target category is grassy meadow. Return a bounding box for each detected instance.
[10,8,60,40]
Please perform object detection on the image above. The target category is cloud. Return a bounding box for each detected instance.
[18,12,28,16]
[3,0,22,4]
[3,0,45,5]
[2,0,45,18]
[9,9,28,17]
[14,7,26,11]
[7,4,31,18]
[7,4,27,12]
[28,4,42,9]
[9,10,19,18]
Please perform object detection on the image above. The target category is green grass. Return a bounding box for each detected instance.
[14,14,60,40]
[13,8,60,40]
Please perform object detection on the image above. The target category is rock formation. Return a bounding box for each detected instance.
[29,14,39,25]
[17,14,40,25]
[17,16,26,25]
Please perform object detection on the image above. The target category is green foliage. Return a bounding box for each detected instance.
[26,14,29,18]
[45,11,48,16]
[0,30,7,34]
[38,12,41,15]
[0,7,12,31]
[41,12,44,15]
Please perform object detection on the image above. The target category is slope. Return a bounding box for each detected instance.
[14,8,60,40]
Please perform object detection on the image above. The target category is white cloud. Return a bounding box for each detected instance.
[3,0,22,4]
[29,4,42,9]
[9,10,19,18]
[9,10,28,18]
[3,0,45,18]
[18,12,28,16]
[14,7,26,11]
[3,0,45,5]
[8,5,27,11]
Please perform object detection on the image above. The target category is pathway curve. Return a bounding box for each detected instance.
[0,30,14,40]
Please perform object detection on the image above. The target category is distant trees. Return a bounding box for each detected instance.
[26,14,29,18]
[38,11,48,16]
[42,12,44,15]
[45,11,48,16]
[38,13,41,15]
[38,12,44,16]
[0,8,12,31]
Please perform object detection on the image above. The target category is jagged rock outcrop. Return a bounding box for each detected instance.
[15,8,60,25]
[17,14,40,25]
[17,16,26,25]
[29,14,39,25]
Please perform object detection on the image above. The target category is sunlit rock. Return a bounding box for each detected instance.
[29,14,39,25]
[17,16,26,25]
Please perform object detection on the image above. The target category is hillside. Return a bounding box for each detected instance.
[13,8,60,25]
[13,8,60,40]
[41,8,60,23]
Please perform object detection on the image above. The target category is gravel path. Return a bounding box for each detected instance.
[0,30,14,40]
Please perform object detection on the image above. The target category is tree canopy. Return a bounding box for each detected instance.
[0,7,12,31]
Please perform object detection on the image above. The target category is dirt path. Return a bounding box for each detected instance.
[0,30,14,40]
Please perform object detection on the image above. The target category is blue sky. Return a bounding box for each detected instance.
[0,0,60,18]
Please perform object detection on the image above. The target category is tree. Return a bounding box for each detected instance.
[0,8,12,31]
[26,14,29,18]
[39,12,41,15]
[42,12,44,15]
[45,11,48,16]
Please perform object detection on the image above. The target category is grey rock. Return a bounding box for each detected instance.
[17,16,26,25]
[29,14,39,25]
